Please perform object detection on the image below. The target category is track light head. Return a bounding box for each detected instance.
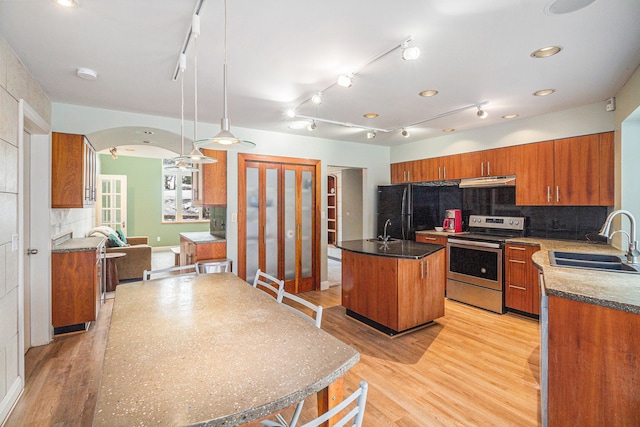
[286,108,296,118]
[477,107,488,119]
[308,120,316,131]
[401,128,410,137]
[401,40,420,60]
[337,74,353,88]
[109,147,118,160]
[311,93,322,105]
[367,131,376,139]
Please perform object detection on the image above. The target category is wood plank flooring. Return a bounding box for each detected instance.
[5,283,541,426]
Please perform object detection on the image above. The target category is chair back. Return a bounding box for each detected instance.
[282,292,323,328]
[143,264,198,281]
[300,380,368,427]
[252,269,285,302]
[196,258,232,274]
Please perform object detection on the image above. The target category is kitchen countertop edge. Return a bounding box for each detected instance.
[179,231,227,244]
[336,239,444,260]
[52,236,105,253]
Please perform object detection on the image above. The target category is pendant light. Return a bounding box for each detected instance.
[166,53,200,173]
[174,14,219,163]
[196,0,255,149]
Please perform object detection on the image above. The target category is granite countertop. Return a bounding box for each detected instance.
[94,273,359,426]
[51,236,105,253]
[512,238,640,315]
[336,239,444,259]
[179,231,226,244]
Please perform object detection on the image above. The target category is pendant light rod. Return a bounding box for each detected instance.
[171,0,206,81]
[220,0,229,132]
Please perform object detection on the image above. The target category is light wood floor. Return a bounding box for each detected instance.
[6,280,541,426]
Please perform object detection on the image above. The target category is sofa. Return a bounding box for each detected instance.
[88,227,152,280]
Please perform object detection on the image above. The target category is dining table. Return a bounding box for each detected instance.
[92,272,360,426]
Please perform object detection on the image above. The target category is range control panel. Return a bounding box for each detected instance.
[468,215,525,231]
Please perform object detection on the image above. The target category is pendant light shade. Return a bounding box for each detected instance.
[196,0,255,150]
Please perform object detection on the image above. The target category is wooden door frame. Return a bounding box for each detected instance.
[238,154,321,291]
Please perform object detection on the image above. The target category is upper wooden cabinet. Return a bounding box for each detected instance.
[192,148,227,206]
[391,160,422,183]
[52,132,96,208]
[598,132,615,206]
[459,146,517,179]
[425,154,461,180]
[516,133,612,206]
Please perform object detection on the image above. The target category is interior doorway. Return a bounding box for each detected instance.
[326,166,365,287]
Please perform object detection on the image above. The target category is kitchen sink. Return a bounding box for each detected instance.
[367,237,401,243]
[548,251,640,274]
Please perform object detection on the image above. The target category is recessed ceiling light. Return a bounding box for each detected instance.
[502,114,520,119]
[419,90,439,97]
[443,128,455,133]
[533,89,556,96]
[143,130,154,135]
[363,113,379,119]
[143,140,151,144]
[53,0,79,7]
[531,46,562,58]
[76,67,97,80]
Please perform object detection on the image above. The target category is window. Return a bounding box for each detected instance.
[163,160,209,222]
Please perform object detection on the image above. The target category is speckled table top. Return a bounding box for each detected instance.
[515,238,640,315]
[93,273,359,426]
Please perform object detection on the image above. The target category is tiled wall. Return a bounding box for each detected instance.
[0,35,51,418]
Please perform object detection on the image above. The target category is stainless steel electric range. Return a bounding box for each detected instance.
[446,215,525,313]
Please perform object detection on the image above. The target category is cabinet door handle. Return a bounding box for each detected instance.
[509,284,527,291]
[403,171,407,181]
[481,162,484,177]
[547,186,551,202]
[509,259,526,264]
[556,186,560,203]
[407,170,411,181]
[422,237,436,241]
[487,161,491,176]
[438,167,441,180]
[420,261,424,279]
[510,246,526,251]
[443,167,447,180]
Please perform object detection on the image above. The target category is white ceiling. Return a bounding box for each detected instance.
[1,0,640,150]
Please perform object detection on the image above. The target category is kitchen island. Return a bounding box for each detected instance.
[337,239,445,335]
[179,231,226,266]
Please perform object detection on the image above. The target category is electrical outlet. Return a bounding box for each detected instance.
[157,236,161,242]
[11,234,19,251]
[231,213,238,223]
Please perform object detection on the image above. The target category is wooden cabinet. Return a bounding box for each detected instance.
[192,148,227,206]
[342,248,445,333]
[415,233,447,246]
[391,160,422,183]
[51,132,96,208]
[547,296,640,425]
[460,146,517,178]
[327,175,337,245]
[515,133,613,206]
[179,237,226,265]
[598,131,615,206]
[505,243,540,315]
[52,245,104,329]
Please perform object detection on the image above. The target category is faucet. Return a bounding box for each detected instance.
[379,219,392,242]
[599,209,640,264]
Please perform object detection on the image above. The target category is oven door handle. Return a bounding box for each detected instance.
[448,238,501,249]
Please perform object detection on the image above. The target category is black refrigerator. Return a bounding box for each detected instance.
[377,183,462,240]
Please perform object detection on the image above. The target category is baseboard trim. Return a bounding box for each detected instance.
[0,376,24,425]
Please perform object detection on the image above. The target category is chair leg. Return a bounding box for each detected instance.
[271,400,304,427]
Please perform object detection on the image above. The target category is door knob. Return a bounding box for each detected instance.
[27,248,38,255]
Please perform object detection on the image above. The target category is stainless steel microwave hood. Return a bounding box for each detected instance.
[458,175,516,188]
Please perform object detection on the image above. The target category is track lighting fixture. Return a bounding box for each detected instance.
[401,128,410,137]
[109,147,118,160]
[337,74,353,88]
[476,107,488,119]
[311,93,322,105]
[401,40,420,60]
[286,108,296,118]
[308,120,316,131]
[367,131,376,139]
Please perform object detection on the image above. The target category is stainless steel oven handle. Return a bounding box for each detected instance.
[448,238,501,249]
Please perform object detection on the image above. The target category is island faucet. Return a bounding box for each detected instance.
[379,219,392,242]
[598,209,640,264]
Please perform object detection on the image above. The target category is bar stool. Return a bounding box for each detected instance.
[195,258,232,274]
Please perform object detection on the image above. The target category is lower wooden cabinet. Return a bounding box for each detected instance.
[52,246,104,329]
[505,243,541,315]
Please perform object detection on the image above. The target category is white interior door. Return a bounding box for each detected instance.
[96,175,127,234]
[22,130,31,352]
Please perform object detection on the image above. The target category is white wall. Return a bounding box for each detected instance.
[51,103,391,280]
[391,101,614,163]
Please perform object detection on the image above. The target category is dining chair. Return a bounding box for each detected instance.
[261,380,369,427]
[252,269,285,302]
[195,258,232,274]
[142,264,198,281]
[281,291,323,328]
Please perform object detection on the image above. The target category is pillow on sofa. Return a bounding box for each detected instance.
[116,229,128,244]
[88,226,118,238]
[107,233,129,248]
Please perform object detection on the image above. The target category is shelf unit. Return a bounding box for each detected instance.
[327,175,337,245]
